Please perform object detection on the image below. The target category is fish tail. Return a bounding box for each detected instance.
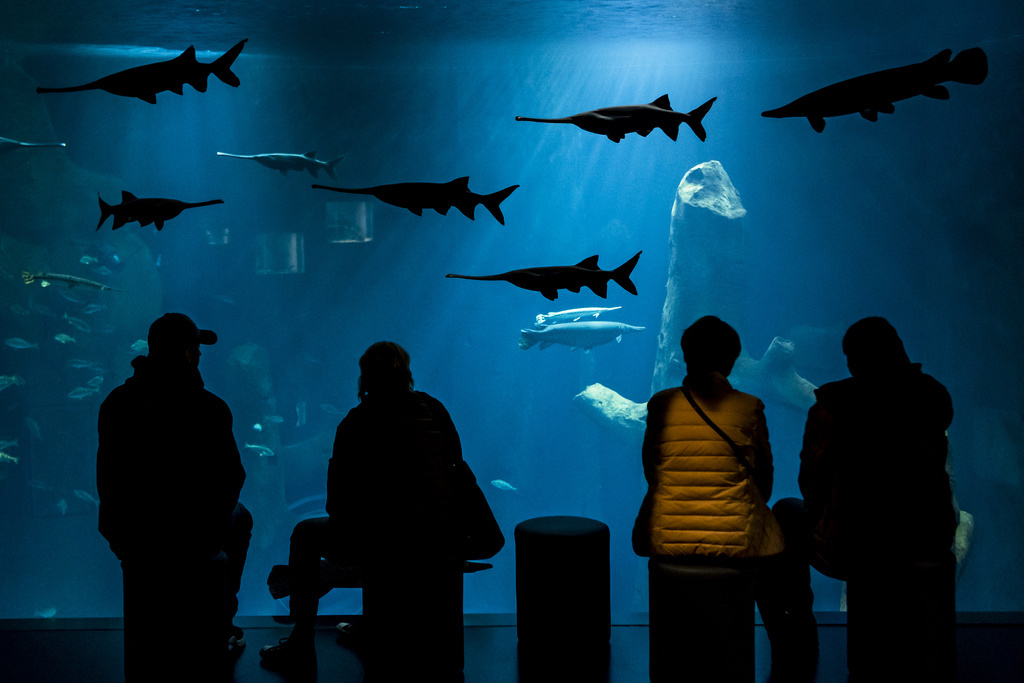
[949,47,988,86]
[480,185,519,225]
[325,154,349,180]
[683,97,717,142]
[210,38,248,87]
[97,194,112,231]
[611,251,642,296]
[21,271,36,285]
[517,330,539,350]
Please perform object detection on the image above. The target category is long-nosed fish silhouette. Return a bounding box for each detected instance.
[0,136,66,153]
[515,95,717,142]
[37,39,247,104]
[312,177,519,225]
[761,47,988,132]
[216,151,349,178]
[446,252,642,301]
[97,191,223,230]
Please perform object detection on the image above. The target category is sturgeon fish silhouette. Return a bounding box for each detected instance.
[515,95,717,142]
[446,252,642,301]
[37,39,247,104]
[97,191,223,230]
[217,151,349,178]
[761,47,988,132]
[312,177,519,225]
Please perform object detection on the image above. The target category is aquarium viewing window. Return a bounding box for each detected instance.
[325,201,373,243]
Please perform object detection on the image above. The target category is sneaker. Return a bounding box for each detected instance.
[335,619,365,649]
[260,637,317,677]
[227,625,246,657]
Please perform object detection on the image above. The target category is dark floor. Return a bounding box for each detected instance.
[1,614,1021,682]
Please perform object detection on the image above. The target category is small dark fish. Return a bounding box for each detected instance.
[97,191,224,231]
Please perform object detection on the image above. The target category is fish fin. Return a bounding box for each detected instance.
[408,207,424,216]
[178,46,198,62]
[448,176,471,190]
[539,341,554,350]
[921,85,950,100]
[97,195,112,231]
[211,39,247,88]
[606,133,623,143]
[925,48,953,66]
[575,255,600,269]
[611,251,641,295]
[651,94,672,110]
[121,191,137,202]
[325,155,348,180]
[168,84,184,95]
[809,117,826,133]
[112,216,127,230]
[615,335,623,343]
[878,102,896,114]
[304,151,317,158]
[683,97,716,141]
[542,289,558,301]
[638,129,653,137]
[480,185,518,225]
[949,47,987,85]
[155,220,164,230]
[860,109,878,122]
[589,281,608,298]
[138,92,158,104]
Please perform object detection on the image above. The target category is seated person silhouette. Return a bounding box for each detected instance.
[260,341,465,678]
[772,316,957,679]
[97,313,252,657]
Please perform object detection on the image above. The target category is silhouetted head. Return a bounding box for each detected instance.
[358,341,414,402]
[842,317,911,380]
[147,313,217,367]
[680,316,741,378]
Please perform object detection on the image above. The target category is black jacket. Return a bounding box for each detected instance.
[326,390,463,562]
[97,355,245,559]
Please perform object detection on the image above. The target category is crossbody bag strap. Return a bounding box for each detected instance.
[681,386,756,474]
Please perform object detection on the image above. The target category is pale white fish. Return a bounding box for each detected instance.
[4,338,38,349]
[73,489,100,508]
[0,375,25,392]
[86,376,104,387]
[130,339,149,353]
[0,439,18,450]
[490,479,519,493]
[54,334,76,344]
[535,306,622,328]
[67,386,99,399]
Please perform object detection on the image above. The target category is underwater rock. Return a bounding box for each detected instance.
[652,160,748,394]
[572,384,647,439]
[731,336,818,412]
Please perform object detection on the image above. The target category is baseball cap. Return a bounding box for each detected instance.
[147,313,217,356]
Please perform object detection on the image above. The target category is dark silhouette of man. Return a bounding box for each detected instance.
[259,341,465,678]
[97,313,252,655]
[772,316,956,679]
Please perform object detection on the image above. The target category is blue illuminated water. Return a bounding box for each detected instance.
[0,1,1022,621]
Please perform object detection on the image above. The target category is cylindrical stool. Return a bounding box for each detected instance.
[648,558,756,683]
[515,516,610,653]
[847,551,956,682]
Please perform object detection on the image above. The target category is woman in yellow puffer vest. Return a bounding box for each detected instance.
[633,316,785,559]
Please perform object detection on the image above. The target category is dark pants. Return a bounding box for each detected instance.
[286,516,340,633]
[224,502,254,629]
